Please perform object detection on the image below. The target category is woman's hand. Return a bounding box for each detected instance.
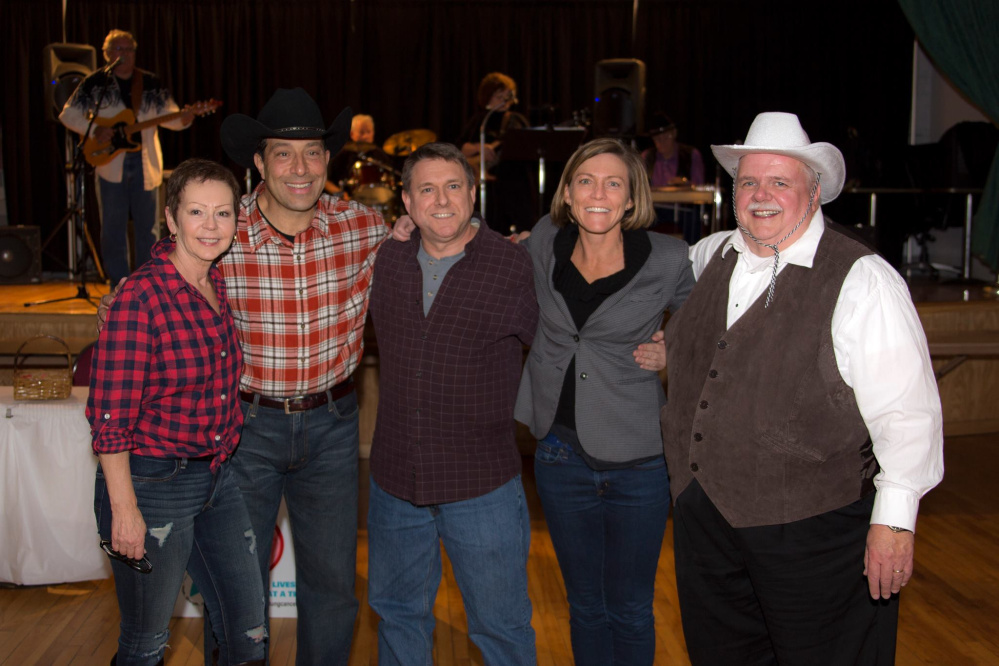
[99,452,147,560]
[633,330,666,372]
[111,502,147,561]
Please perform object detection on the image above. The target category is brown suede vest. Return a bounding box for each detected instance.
[661,226,878,527]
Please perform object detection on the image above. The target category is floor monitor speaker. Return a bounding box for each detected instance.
[0,226,43,284]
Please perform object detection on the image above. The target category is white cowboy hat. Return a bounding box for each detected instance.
[711,112,845,203]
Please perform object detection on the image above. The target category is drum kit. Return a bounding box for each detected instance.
[338,128,437,224]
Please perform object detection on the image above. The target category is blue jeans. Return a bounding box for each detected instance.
[94,456,267,666]
[98,151,157,283]
[367,476,536,666]
[232,391,361,665]
[534,433,670,666]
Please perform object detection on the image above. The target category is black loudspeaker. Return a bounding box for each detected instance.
[43,43,97,122]
[593,58,646,139]
[0,226,43,284]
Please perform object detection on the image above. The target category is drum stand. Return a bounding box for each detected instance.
[26,110,107,308]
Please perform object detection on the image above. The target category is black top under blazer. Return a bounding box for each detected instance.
[514,215,695,463]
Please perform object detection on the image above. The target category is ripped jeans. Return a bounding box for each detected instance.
[95,455,267,666]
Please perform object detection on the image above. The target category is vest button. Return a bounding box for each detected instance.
[690,463,699,472]
[573,334,580,342]
[699,400,709,409]
[580,372,587,380]
[708,369,718,378]
[693,433,703,441]
[717,340,727,349]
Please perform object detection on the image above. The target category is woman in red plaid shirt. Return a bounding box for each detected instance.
[88,159,266,666]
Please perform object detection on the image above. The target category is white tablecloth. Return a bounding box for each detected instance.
[0,386,111,584]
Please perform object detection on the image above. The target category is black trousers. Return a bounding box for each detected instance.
[673,480,899,666]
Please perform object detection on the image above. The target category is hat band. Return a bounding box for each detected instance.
[275,126,326,134]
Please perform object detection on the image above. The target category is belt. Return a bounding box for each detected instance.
[240,380,354,414]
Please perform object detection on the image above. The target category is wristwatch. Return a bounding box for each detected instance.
[887,525,911,533]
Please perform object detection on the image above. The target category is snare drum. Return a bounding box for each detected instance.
[346,161,400,224]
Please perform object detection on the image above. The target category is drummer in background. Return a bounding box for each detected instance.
[642,112,706,244]
[350,114,375,144]
[326,113,382,193]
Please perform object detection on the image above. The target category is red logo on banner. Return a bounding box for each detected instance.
[270,525,284,570]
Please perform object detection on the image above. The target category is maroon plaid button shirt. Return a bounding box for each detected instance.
[369,225,538,505]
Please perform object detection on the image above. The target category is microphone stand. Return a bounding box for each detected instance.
[478,104,502,223]
[27,68,114,308]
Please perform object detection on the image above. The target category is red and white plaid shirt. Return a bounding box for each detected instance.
[218,183,388,397]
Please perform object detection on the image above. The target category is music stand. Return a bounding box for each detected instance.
[501,127,586,220]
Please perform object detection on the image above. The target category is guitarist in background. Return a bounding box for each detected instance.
[60,29,194,284]
[457,72,532,233]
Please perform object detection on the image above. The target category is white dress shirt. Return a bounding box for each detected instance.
[689,210,944,531]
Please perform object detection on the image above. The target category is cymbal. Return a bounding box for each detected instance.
[383,129,437,156]
[340,141,379,154]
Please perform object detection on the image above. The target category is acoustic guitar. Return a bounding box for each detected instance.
[82,99,222,167]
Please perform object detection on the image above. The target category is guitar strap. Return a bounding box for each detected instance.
[130,69,144,117]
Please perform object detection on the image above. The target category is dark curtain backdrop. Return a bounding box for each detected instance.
[2,0,914,271]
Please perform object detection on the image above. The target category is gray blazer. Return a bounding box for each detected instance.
[514,215,695,463]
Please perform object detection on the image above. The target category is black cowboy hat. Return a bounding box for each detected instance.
[645,112,677,137]
[220,88,352,168]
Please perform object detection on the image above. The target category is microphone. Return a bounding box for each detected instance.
[102,56,122,75]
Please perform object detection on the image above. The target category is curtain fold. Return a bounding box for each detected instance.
[898,0,999,270]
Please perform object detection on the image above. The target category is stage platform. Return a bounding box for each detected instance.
[2,278,998,436]
[0,281,109,364]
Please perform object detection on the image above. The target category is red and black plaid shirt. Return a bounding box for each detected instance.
[369,226,538,505]
[219,184,388,396]
[87,254,243,470]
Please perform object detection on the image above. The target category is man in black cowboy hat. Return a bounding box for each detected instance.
[216,87,389,665]
[661,112,943,665]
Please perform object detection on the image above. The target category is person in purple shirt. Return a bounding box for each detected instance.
[366,142,539,665]
[642,112,707,243]
[642,112,705,187]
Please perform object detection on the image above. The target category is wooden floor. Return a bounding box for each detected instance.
[2,434,998,665]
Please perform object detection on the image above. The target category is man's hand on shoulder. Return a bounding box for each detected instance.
[96,278,127,334]
[864,523,915,600]
[392,215,416,242]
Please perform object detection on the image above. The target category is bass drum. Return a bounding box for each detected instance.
[351,183,400,225]
[345,161,400,224]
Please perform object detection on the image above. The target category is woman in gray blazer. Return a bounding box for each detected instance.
[515,138,694,665]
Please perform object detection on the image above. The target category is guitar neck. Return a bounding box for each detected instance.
[127,110,188,134]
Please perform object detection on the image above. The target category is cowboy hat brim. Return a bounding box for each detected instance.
[221,106,352,168]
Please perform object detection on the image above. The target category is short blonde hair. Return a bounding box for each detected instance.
[550,138,656,230]
[102,29,137,61]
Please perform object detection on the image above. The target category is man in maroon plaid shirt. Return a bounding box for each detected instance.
[366,142,539,664]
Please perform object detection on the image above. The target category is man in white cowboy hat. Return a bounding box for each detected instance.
[660,112,944,664]
[216,87,389,664]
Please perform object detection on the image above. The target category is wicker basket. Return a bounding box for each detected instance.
[13,335,73,400]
